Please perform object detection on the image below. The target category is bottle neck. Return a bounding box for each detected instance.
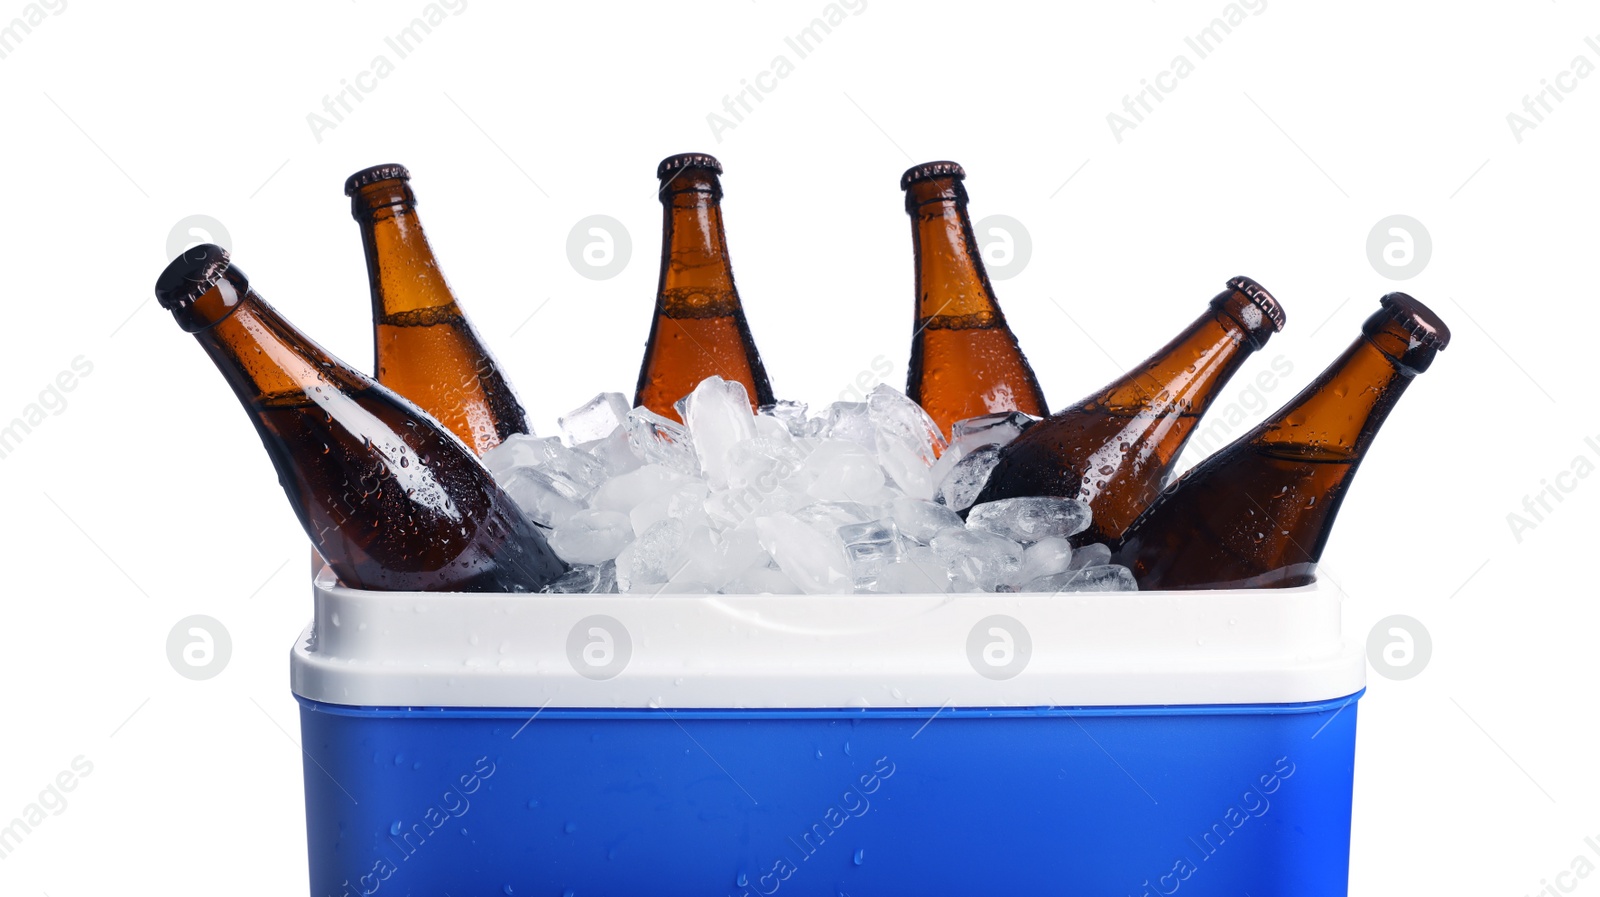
[195,288,363,408]
[657,175,739,316]
[1251,314,1427,461]
[352,189,459,320]
[907,179,1000,322]
[1093,300,1263,418]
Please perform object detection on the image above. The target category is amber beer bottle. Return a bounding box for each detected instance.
[635,153,774,421]
[1114,293,1450,590]
[346,164,529,455]
[154,244,567,593]
[903,161,1047,438]
[976,276,1286,546]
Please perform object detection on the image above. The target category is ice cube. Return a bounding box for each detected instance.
[679,377,757,487]
[624,407,700,477]
[757,400,810,437]
[548,509,634,565]
[559,392,631,445]
[867,385,947,501]
[494,467,586,528]
[485,434,605,498]
[673,525,768,591]
[930,528,1024,592]
[802,441,886,502]
[937,444,1002,511]
[950,410,1037,452]
[839,518,904,589]
[754,513,853,594]
[591,464,693,515]
[541,560,619,594]
[723,562,804,595]
[1069,541,1112,570]
[889,497,964,545]
[704,485,803,531]
[967,496,1092,543]
[819,401,877,450]
[615,518,688,592]
[868,384,947,458]
[1023,564,1138,593]
[1015,535,1074,585]
[581,427,646,477]
[724,433,806,493]
[628,481,711,536]
[873,546,953,594]
[793,501,884,535]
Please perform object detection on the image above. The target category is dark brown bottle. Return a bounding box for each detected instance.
[346,163,529,456]
[903,161,1047,439]
[635,152,774,421]
[1114,293,1449,590]
[154,244,566,593]
[976,276,1285,546]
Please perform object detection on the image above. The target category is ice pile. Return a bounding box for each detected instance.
[483,377,1136,595]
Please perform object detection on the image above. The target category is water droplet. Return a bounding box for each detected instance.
[527,799,540,809]
[503,886,514,896]
[564,821,577,834]
[843,741,851,756]
[389,820,402,836]
[1098,465,1115,476]
[737,872,749,886]
[393,753,404,765]
[853,848,865,865]
[815,749,823,760]
[330,612,341,627]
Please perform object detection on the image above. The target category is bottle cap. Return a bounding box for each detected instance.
[1226,276,1287,332]
[901,161,966,190]
[657,153,723,179]
[155,243,243,311]
[343,163,411,196]
[1379,292,1451,350]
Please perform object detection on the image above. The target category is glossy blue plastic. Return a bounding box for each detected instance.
[298,692,1360,896]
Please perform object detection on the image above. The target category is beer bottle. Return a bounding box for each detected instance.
[346,163,529,455]
[976,276,1285,547]
[903,161,1047,438]
[635,152,774,421]
[154,244,567,593]
[1114,292,1449,590]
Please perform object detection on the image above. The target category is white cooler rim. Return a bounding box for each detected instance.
[289,572,1365,710]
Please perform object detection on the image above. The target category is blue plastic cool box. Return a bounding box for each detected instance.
[292,572,1364,896]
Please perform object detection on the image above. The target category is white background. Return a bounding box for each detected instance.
[0,1,1594,893]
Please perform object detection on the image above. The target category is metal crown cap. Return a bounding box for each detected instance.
[1378,292,1451,350]
[1226,275,1287,332]
[901,161,966,190]
[155,243,240,311]
[657,153,723,179]
[343,163,411,196]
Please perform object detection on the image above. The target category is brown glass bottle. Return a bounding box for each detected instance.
[155,244,566,593]
[903,161,1048,438]
[976,277,1286,546]
[345,164,528,456]
[1114,293,1450,590]
[634,153,774,421]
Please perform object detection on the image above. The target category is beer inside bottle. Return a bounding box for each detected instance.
[155,244,566,593]
[635,152,774,421]
[976,276,1285,546]
[346,163,529,456]
[1114,292,1450,590]
[903,161,1047,438]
